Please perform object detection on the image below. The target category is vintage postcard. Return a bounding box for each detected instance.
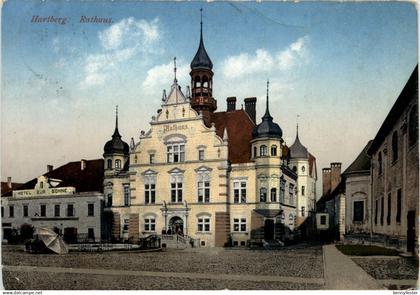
[1,0,418,291]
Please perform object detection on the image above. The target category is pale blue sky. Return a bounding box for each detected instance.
[1,1,418,195]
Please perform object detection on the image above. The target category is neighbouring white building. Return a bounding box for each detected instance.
[1,159,107,243]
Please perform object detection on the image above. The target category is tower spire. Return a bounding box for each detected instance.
[296,114,300,139]
[115,105,118,130]
[173,56,177,84]
[200,7,203,40]
[263,79,272,118]
[112,105,121,138]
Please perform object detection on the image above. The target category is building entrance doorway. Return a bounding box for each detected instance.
[264,219,275,240]
[407,210,416,253]
[169,216,184,235]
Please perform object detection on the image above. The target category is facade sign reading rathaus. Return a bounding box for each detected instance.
[102,14,318,247]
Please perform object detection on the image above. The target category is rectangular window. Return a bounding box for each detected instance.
[289,184,295,206]
[9,206,14,218]
[145,184,156,204]
[88,203,94,217]
[301,206,305,217]
[198,150,204,161]
[123,219,129,232]
[144,218,156,232]
[198,217,210,232]
[380,197,384,226]
[88,228,95,240]
[353,201,364,222]
[40,205,46,217]
[107,194,113,207]
[396,189,402,223]
[167,144,185,163]
[124,185,130,207]
[387,193,391,225]
[233,181,247,203]
[23,205,28,217]
[1,207,4,218]
[375,199,378,225]
[270,188,277,202]
[280,183,285,203]
[233,218,247,232]
[198,181,210,203]
[171,182,183,203]
[320,215,326,225]
[301,186,305,196]
[54,204,60,217]
[67,204,74,217]
[149,154,155,164]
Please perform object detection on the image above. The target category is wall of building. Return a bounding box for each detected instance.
[371,99,418,245]
[1,192,104,240]
[345,173,370,234]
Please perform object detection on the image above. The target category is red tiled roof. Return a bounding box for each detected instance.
[206,110,255,164]
[308,152,317,180]
[2,159,104,197]
[1,182,23,195]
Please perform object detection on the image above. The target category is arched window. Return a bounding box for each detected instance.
[107,159,112,169]
[270,188,277,202]
[378,152,382,175]
[202,76,209,88]
[194,76,201,87]
[271,145,277,156]
[253,146,257,158]
[115,159,121,169]
[260,145,268,156]
[392,131,398,162]
[260,188,267,202]
[409,105,418,146]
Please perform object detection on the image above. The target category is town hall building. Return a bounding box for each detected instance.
[103,17,317,247]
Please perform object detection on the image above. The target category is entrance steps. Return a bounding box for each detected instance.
[161,234,193,249]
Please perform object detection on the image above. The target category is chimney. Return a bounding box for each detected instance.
[322,168,331,196]
[330,162,342,192]
[244,97,257,124]
[226,97,236,112]
[81,159,87,171]
[47,165,53,172]
[7,177,12,189]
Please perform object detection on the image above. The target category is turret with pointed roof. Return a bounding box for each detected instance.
[104,106,129,156]
[190,9,217,114]
[289,124,309,159]
[252,80,283,140]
